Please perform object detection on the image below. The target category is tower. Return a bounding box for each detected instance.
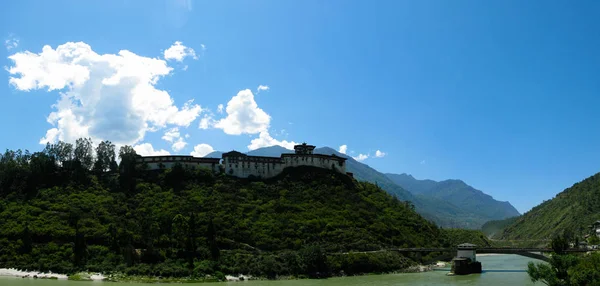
[294,142,316,155]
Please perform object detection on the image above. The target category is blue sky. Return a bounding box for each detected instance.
[2,0,600,214]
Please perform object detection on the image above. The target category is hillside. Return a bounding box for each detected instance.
[499,172,600,240]
[386,173,520,228]
[481,216,519,237]
[205,145,510,229]
[312,148,488,228]
[0,143,450,279]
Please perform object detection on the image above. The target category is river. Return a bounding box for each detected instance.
[0,254,543,286]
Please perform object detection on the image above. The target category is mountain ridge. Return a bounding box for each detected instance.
[386,172,520,227]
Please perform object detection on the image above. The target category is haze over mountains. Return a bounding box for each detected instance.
[204,145,520,229]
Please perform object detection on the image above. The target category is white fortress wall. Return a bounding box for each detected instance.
[282,155,346,173]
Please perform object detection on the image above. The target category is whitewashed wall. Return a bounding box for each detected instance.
[457,249,476,261]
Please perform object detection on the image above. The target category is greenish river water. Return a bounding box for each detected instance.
[0,254,543,286]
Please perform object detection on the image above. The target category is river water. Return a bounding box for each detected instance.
[0,254,543,286]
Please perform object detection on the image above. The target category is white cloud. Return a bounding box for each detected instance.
[172,138,187,152]
[134,143,170,156]
[191,143,215,157]
[163,41,197,62]
[338,144,347,154]
[199,115,215,129]
[353,154,369,161]
[248,131,297,151]
[257,85,269,93]
[214,89,271,135]
[375,150,386,158]
[217,104,224,113]
[201,44,206,51]
[162,127,180,142]
[7,41,203,145]
[4,36,19,50]
[420,160,426,165]
[185,133,190,139]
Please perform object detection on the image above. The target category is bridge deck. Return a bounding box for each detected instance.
[389,248,588,253]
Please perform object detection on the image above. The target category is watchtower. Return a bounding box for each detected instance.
[294,143,316,155]
[457,243,477,261]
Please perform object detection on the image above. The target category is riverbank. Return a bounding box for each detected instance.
[0,268,68,279]
[0,263,440,283]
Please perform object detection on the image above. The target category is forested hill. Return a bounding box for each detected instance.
[499,172,600,240]
[0,140,454,278]
[216,145,515,229]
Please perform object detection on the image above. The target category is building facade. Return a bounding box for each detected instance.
[222,143,347,179]
[137,143,349,179]
[135,155,221,172]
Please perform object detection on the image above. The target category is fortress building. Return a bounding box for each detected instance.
[135,155,221,173]
[136,143,349,179]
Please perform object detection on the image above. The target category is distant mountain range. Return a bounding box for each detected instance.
[386,173,521,227]
[203,145,520,229]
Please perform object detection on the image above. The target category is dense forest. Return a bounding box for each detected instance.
[0,139,481,280]
[498,172,600,240]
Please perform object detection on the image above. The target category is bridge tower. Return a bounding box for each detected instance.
[450,243,482,275]
[457,243,477,261]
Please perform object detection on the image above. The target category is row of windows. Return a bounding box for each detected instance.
[143,157,219,163]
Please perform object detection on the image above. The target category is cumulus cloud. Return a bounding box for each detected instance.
[256,85,269,93]
[248,131,297,151]
[134,143,170,156]
[213,89,271,135]
[375,150,386,158]
[338,145,347,154]
[162,127,181,142]
[4,36,19,50]
[172,138,187,152]
[199,115,215,129]
[7,41,203,145]
[190,143,215,157]
[353,154,369,161]
[217,104,224,113]
[163,41,197,62]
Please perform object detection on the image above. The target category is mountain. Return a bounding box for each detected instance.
[204,151,224,158]
[313,147,413,201]
[246,145,294,157]
[384,173,438,195]
[386,173,521,226]
[498,172,600,240]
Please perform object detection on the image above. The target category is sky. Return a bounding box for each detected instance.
[2,0,600,214]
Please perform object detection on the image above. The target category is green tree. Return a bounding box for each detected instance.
[74,138,94,170]
[94,140,116,173]
[299,245,329,278]
[527,235,579,286]
[20,223,32,254]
